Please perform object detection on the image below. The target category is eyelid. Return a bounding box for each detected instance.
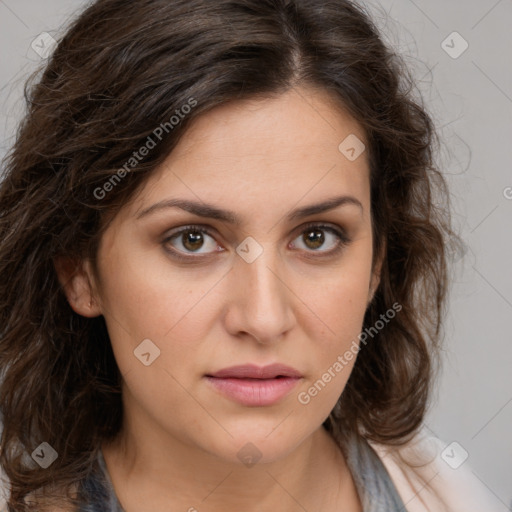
[162,224,222,261]
[288,222,351,256]
[291,221,350,242]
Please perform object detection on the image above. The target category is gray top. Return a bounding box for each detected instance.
[77,433,406,511]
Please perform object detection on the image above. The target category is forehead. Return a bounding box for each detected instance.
[125,86,370,222]
[166,87,366,167]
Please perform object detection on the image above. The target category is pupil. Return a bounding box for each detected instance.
[183,231,203,251]
[305,229,324,249]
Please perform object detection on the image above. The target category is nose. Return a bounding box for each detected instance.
[222,247,296,345]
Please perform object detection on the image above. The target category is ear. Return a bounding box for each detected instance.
[53,256,102,317]
[368,241,385,305]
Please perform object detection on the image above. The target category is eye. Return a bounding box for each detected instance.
[163,225,222,257]
[290,223,350,255]
[162,222,350,262]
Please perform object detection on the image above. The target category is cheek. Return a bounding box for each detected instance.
[300,281,367,386]
[98,240,215,334]
[292,278,369,424]
[298,253,371,341]
[292,250,372,393]
[95,243,223,384]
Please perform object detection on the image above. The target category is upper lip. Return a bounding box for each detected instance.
[206,364,302,379]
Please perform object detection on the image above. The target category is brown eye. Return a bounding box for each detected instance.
[303,228,325,250]
[165,226,220,255]
[181,230,204,252]
[290,224,349,255]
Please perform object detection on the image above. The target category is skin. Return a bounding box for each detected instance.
[56,85,382,512]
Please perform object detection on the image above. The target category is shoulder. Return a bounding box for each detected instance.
[369,430,501,512]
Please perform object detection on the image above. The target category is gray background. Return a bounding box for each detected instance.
[0,0,511,509]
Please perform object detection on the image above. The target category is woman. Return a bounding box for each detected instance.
[0,0,498,510]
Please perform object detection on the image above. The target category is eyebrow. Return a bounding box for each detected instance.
[135,195,363,224]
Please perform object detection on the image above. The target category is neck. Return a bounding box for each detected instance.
[101,415,360,512]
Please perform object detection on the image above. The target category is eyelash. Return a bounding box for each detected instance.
[162,222,351,262]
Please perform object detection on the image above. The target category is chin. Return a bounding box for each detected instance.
[199,422,313,467]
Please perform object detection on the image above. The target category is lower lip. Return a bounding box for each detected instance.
[205,376,301,406]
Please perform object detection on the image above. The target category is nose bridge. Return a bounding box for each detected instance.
[227,243,294,343]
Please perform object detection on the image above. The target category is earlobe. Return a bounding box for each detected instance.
[368,243,385,305]
[368,279,379,305]
[369,268,381,303]
[53,256,102,317]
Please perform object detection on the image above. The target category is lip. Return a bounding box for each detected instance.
[207,364,302,379]
[205,364,302,406]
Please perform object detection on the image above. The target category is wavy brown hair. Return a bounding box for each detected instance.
[0,0,461,509]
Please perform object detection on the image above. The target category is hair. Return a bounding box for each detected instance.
[0,0,461,509]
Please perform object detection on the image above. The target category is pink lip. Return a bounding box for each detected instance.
[205,364,302,406]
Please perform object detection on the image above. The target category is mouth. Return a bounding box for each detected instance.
[204,364,303,407]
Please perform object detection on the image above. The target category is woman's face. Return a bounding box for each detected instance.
[80,86,379,464]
